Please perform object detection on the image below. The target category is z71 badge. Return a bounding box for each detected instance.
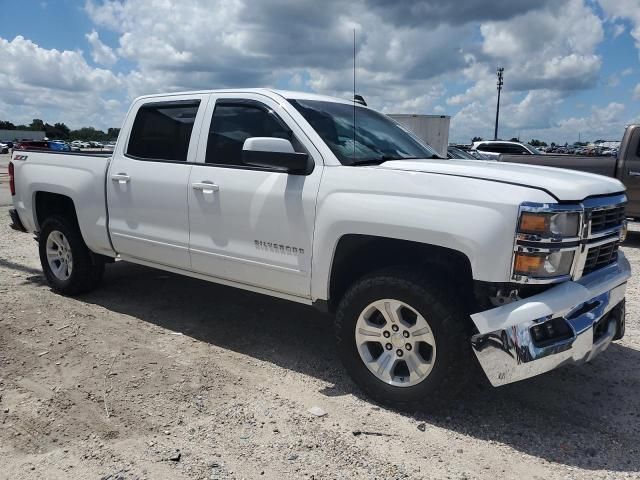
[13,154,28,161]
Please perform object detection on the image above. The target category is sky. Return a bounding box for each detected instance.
[0,0,639,144]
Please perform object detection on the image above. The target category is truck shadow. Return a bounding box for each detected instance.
[76,261,639,473]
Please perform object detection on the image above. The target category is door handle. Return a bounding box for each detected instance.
[111,173,130,184]
[628,170,640,177]
[192,182,219,193]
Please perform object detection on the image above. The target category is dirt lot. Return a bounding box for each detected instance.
[1,205,639,480]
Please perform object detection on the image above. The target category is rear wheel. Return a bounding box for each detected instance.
[39,216,104,295]
[335,267,473,410]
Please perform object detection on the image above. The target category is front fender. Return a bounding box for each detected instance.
[310,167,555,301]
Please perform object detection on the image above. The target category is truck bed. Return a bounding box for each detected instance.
[498,154,617,177]
[11,149,114,256]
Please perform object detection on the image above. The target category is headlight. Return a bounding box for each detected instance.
[513,251,575,279]
[519,211,580,237]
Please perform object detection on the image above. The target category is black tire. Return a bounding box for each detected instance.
[335,266,474,410]
[38,215,104,295]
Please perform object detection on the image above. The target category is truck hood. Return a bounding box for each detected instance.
[379,159,625,201]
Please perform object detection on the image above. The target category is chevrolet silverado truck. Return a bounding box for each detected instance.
[497,126,640,219]
[8,89,630,409]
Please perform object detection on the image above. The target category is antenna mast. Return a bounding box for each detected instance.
[353,28,356,159]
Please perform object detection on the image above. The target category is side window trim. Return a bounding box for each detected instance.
[204,98,305,169]
[123,96,207,164]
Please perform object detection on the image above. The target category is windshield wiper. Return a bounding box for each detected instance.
[350,155,438,166]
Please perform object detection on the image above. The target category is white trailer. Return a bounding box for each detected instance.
[388,114,450,157]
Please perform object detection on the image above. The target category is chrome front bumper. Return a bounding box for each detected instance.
[471,251,631,386]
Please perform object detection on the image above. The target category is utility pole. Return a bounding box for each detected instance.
[494,67,504,141]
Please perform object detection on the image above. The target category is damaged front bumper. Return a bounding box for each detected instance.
[471,251,631,387]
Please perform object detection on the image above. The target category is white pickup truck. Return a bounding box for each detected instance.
[8,89,630,409]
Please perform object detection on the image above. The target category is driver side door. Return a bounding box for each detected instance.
[187,94,323,298]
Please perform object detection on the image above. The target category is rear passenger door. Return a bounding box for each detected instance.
[107,95,208,269]
[187,94,323,298]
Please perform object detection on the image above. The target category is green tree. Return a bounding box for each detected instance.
[29,119,45,131]
[107,127,120,139]
[529,139,547,147]
[471,136,483,142]
[509,137,519,142]
[69,127,109,141]
[44,122,71,140]
[0,120,16,130]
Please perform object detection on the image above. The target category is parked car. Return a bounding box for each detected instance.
[47,141,71,152]
[71,140,91,149]
[14,140,49,151]
[0,142,9,154]
[498,125,640,218]
[446,146,477,160]
[470,140,543,159]
[8,89,630,409]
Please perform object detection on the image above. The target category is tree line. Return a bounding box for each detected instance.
[0,119,120,142]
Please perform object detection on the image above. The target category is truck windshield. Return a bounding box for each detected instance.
[288,99,440,166]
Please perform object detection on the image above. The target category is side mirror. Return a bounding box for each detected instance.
[242,137,312,175]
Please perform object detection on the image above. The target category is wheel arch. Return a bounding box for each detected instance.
[325,234,474,313]
[34,191,80,231]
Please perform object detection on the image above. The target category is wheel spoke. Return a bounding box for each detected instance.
[355,326,382,342]
[410,318,435,345]
[61,234,71,251]
[376,300,401,325]
[370,351,395,383]
[54,260,66,278]
[404,351,430,380]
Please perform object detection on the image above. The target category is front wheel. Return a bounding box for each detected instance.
[39,216,104,295]
[335,267,473,410]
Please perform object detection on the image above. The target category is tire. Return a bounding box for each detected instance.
[38,215,104,295]
[335,266,473,410]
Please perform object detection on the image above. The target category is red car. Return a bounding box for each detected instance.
[14,140,49,151]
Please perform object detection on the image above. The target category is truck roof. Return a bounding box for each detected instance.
[134,88,356,106]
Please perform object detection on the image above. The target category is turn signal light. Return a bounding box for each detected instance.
[514,253,544,273]
[519,213,547,233]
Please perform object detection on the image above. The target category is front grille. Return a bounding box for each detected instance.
[589,205,626,234]
[583,241,619,276]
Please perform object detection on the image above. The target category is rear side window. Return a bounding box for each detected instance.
[206,102,297,166]
[127,100,200,161]
[503,144,527,154]
[477,144,501,153]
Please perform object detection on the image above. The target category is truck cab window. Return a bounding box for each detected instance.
[127,101,200,161]
[206,103,299,166]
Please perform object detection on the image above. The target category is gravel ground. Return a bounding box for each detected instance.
[1,205,639,480]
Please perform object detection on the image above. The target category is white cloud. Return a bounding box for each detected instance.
[480,0,603,91]
[613,23,626,37]
[0,0,634,142]
[607,74,620,87]
[598,0,640,58]
[0,35,123,128]
[86,30,117,66]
